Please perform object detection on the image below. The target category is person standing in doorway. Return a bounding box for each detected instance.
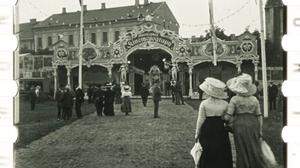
[151,81,162,118]
[140,82,149,107]
[93,85,105,117]
[175,81,184,105]
[29,86,37,111]
[75,86,84,119]
[55,87,64,120]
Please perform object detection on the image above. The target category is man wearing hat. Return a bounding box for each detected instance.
[151,81,162,118]
[61,85,74,121]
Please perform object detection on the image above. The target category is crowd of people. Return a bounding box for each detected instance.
[194,73,278,168]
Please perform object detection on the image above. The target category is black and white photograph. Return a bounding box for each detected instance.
[14,0,286,167]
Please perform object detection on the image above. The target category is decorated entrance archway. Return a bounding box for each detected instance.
[50,21,259,98]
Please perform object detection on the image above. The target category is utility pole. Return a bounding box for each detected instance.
[208,0,217,66]
[258,0,269,117]
[78,0,84,88]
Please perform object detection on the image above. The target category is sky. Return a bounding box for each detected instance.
[17,0,267,37]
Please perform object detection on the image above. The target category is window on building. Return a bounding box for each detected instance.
[114,31,120,42]
[102,32,108,45]
[47,36,52,47]
[91,33,97,44]
[37,37,42,49]
[68,35,74,45]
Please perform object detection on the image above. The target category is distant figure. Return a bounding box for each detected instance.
[112,83,122,104]
[165,80,171,96]
[171,65,178,81]
[93,85,105,117]
[170,80,176,103]
[87,85,93,104]
[140,83,149,107]
[103,84,115,116]
[121,85,132,116]
[151,82,162,118]
[75,87,84,119]
[55,87,64,120]
[61,86,74,121]
[29,86,37,111]
[268,82,278,111]
[175,82,184,105]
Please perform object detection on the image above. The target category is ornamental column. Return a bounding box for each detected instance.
[171,62,178,81]
[236,61,242,74]
[254,61,259,81]
[66,65,71,87]
[53,66,57,99]
[107,64,113,81]
[188,65,193,97]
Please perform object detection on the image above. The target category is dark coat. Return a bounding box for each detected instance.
[104,89,115,116]
[29,89,37,102]
[140,85,149,98]
[93,89,105,105]
[55,90,64,106]
[87,87,93,97]
[62,90,74,108]
[152,85,161,102]
[75,88,85,103]
[268,85,278,99]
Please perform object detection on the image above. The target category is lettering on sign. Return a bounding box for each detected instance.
[124,31,175,51]
[204,43,224,56]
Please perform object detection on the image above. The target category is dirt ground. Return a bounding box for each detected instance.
[15,100,209,168]
[15,99,283,168]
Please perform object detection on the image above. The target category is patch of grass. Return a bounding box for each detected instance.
[15,98,96,148]
[185,99,285,165]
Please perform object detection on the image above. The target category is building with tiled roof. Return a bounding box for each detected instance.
[19,19,39,52]
[22,1,179,52]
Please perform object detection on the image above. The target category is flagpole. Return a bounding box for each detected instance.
[258,0,268,117]
[208,0,217,66]
[78,0,84,88]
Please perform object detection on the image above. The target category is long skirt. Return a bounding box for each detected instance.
[198,117,233,168]
[233,113,269,168]
[121,96,131,114]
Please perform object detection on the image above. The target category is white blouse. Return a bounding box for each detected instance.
[195,97,228,138]
[121,91,132,98]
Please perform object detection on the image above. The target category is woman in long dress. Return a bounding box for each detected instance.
[195,77,233,168]
[224,73,270,168]
[121,85,132,115]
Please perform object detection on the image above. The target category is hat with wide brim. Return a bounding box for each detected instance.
[227,73,257,96]
[199,77,228,99]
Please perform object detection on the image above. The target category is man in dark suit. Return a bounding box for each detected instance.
[75,86,85,119]
[151,81,162,118]
[29,86,37,111]
[268,82,278,111]
[140,82,149,107]
[62,86,74,121]
[55,87,64,120]
[93,85,105,117]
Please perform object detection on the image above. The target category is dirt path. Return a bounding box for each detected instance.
[15,99,237,168]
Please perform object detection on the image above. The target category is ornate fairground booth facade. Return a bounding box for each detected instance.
[47,21,259,97]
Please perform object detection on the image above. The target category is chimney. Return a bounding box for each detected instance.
[62,7,66,14]
[83,5,87,11]
[101,3,106,9]
[135,0,140,6]
[144,0,149,5]
[30,18,37,24]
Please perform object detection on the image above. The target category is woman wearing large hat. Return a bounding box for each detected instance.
[121,85,132,115]
[224,73,270,168]
[195,77,233,168]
